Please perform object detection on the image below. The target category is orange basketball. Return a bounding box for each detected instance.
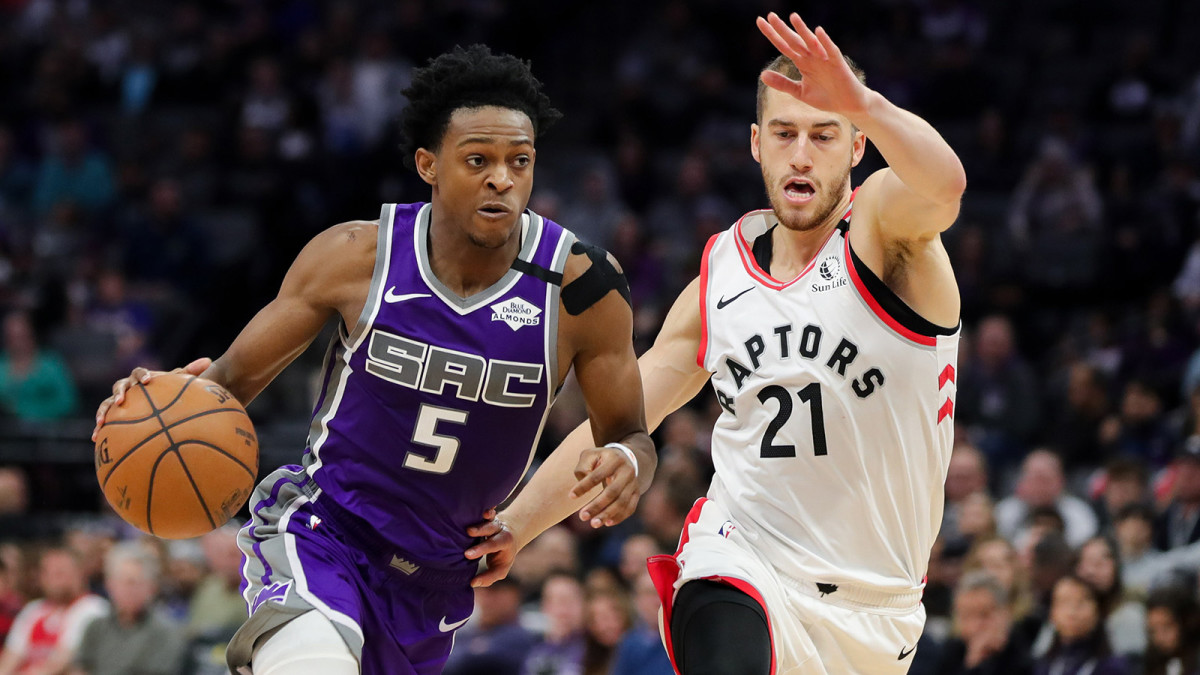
[94,372,259,539]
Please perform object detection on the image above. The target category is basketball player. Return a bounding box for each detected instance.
[92,45,655,675]
[470,13,964,674]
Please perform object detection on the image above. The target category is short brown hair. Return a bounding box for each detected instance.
[755,54,867,122]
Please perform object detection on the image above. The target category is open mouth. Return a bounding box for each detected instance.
[477,203,511,218]
[783,179,816,203]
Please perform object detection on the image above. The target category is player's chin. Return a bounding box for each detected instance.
[468,212,517,244]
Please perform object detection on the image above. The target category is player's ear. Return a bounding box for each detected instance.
[415,148,437,185]
[750,123,762,164]
[850,129,866,168]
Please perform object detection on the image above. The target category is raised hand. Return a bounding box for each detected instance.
[756,12,871,117]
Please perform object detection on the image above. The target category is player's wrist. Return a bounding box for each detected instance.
[604,442,639,480]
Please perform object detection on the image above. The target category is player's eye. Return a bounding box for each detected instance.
[776,131,792,139]
[815,134,833,142]
[512,155,530,167]
[466,156,485,167]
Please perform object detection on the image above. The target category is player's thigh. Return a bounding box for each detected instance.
[794,594,926,675]
[252,610,358,675]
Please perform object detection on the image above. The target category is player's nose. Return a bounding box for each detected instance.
[485,166,514,192]
[788,139,814,172]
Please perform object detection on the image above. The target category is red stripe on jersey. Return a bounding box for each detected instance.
[843,235,938,347]
[697,235,718,368]
[938,364,956,389]
[647,497,710,675]
[937,398,954,423]
[733,210,835,290]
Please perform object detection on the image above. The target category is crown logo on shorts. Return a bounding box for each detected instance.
[389,555,419,575]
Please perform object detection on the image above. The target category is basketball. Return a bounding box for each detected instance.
[94,372,259,540]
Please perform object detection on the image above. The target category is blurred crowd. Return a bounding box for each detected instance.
[1,0,1200,673]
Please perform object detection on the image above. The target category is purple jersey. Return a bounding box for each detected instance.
[303,202,573,569]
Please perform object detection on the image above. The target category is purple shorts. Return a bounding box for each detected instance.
[227,466,476,675]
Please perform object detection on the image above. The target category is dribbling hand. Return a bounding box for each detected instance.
[92,357,212,442]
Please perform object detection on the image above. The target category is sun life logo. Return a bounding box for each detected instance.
[818,257,840,281]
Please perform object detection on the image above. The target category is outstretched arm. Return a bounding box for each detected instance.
[467,276,709,586]
[758,12,966,240]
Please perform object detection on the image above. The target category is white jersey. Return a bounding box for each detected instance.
[698,198,959,593]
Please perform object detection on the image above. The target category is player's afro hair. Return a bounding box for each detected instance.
[398,45,562,169]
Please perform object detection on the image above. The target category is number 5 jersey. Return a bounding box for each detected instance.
[303,202,573,570]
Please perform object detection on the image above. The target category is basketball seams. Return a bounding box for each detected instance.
[167,444,219,531]
[99,407,252,489]
[174,440,258,479]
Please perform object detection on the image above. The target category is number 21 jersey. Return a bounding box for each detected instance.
[698,200,959,592]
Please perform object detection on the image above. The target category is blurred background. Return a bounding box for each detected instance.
[0,0,1199,673]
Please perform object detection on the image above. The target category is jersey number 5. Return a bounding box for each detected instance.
[405,404,469,474]
[758,383,828,458]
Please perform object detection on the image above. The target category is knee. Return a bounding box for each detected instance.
[251,611,359,675]
[671,581,772,675]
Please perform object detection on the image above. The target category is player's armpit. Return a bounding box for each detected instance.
[204,221,377,406]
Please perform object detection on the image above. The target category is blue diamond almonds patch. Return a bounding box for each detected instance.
[490,297,542,330]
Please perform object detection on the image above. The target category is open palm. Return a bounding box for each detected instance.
[756,12,870,117]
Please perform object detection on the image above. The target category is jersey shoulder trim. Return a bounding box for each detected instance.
[697,234,719,368]
[732,209,837,290]
[841,234,956,346]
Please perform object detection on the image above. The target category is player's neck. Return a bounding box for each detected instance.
[426,215,521,298]
[769,198,848,280]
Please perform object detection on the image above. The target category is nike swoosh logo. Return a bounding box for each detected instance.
[384,287,432,304]
[898,645,915,660]
[439,616,469,632]
[716,287,754,309]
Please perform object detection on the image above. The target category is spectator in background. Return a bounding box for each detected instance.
[509,526,581,605]
[1113,503,1166,596]
[964,536,1034,622]
[1018,533,1076,656]
[1007,138,1103,292]
[935,571,1033,675]
[183,524,244,675]
[1032,575,1131,675]
[943,444,991,549]
[996,449,1099,549]
[119,177,209,301]
[560,166,627,250]
[31,120,116,219]
[0,547,108,675]
[610,574,673,675]
[581,590,631,675]
[0,311,78,421]
[1075,536,1146,658]
[68,542,185,675]
[1093,457,1151,533]
[1044,363,1110,472]
[1144,587,1200,675]
[443,578,536,675]
[957,315,1040,467]
[523,572,585,675]
[0,554,22,644]
[159,540,205,625]
[1156,438,1200,551]
[1100,379,1174,469]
